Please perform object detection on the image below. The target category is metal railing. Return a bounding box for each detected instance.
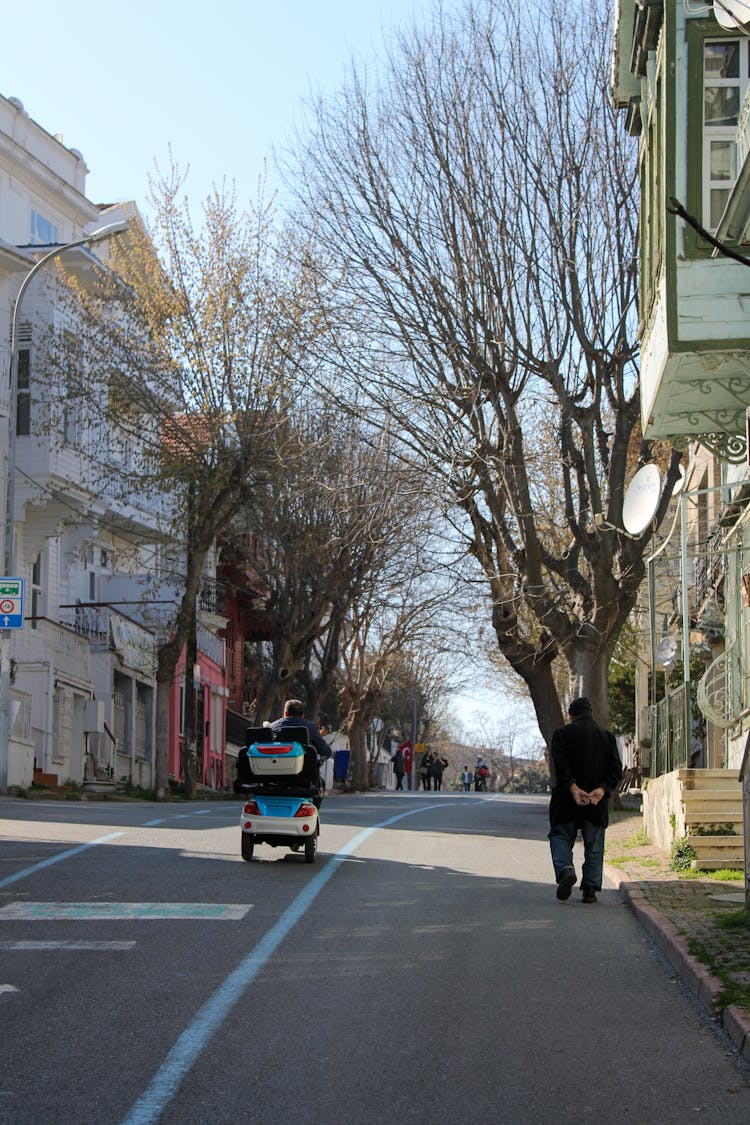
[649,683,691,778]
[199,577,226,616]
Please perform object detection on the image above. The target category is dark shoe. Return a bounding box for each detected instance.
[581,887,597,904]
[556,867,577,901]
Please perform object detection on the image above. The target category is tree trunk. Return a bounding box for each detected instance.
[349,718,369,790]
[154,672,171,802]
[182,601,198,800]
[566,644,611,729]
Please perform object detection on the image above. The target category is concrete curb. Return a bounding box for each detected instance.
[604,863,750,1065]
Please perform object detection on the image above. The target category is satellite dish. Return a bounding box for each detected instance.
[656,636,680,669]
[622,464,662,535]
[714,0,750,30]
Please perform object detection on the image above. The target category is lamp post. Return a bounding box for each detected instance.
[0,219,129,791]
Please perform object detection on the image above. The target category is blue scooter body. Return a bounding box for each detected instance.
[239,734,321,863]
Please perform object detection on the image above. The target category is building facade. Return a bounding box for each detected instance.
[0,93,229,792]
[612,1,750,886]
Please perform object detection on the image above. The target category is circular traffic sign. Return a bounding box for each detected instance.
[0,599,15,614]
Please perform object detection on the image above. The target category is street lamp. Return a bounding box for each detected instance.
[0,219,130,791]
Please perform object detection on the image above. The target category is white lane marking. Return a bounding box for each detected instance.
[0,941,135,951]
[0,984,19,994]
[144,812,213,825]
[0,833,124,890]
[121,801,444,1125]
[0,903,252,921]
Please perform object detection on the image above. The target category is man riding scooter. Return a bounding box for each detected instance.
[237,699,333,806]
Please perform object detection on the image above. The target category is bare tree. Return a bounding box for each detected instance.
[289,0,682,744]
[242,412,440,730]
[338,574,451,790]
[47,170,324,797]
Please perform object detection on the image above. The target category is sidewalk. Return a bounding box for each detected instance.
[604,802,750,1063]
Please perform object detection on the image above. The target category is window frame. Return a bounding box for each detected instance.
[685,19,749,257]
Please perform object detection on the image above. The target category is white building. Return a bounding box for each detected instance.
[0,93,163,790]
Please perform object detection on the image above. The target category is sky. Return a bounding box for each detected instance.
[1,0,437,213]
[1,0,530,738]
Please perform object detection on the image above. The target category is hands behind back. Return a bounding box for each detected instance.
[570,783,605,806]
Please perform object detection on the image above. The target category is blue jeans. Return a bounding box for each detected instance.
[548,819,605,891]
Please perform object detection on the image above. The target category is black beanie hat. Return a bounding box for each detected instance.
[568,697,593,717]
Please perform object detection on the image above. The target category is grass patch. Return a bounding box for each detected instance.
[687,935,750,1013]
[605,856,628,869]
[716,906,750,931]
[705,868,744,882]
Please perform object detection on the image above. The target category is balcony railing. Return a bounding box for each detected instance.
[14,617,91,678]
[199,577,226,617]
[197,623,224,667]
[59,605,156,679]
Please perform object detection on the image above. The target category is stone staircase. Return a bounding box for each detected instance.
[680,769,745,870]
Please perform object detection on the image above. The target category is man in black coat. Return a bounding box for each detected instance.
[270,699,334,809]
[548,697,623,904]
[269,699,334,760]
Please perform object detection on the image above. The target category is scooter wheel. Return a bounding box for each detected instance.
[241,834,254,862]
[304,832,317,864]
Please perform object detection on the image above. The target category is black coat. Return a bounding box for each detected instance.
[549,715,622,828]
[269,716,333,759]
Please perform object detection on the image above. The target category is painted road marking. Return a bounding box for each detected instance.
[0,984,19,994]
[143,809,215,827]
[0,903,252,921]
[0,833,124,890]
[0,941,135,951]
[122,801,445,1125]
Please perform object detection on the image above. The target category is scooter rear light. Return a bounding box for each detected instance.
[294,804,316,818]
[243,801,261,815]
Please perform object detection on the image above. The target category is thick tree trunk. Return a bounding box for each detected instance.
[349,719,369,790]
[566,644,611,729]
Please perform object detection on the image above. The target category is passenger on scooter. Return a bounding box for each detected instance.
[270,699,334,807]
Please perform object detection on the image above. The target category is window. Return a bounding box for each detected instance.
[15,323,31,437]
[29,209,59,246]
[30,552,44,628]
[703,37,749,229]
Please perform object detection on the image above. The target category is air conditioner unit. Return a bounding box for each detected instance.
[83,700,105,733]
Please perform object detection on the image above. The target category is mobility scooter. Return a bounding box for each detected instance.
[238,726,323,864]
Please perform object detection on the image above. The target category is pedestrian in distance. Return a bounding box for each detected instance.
[419,750,434,790]
[462,766,473,791]
[474,756,489,792]
[431,754,448,791]
[548,696,623,904]
[391,746,406,791]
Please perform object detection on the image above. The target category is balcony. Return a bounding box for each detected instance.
[13,617,91,680]
[198,577,227,617]
[60,605,156,680]
[197,624,224,668]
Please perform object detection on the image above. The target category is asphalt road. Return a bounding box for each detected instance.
[1,792,749,1124]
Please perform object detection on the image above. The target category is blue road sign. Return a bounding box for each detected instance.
[0,577,25,629]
